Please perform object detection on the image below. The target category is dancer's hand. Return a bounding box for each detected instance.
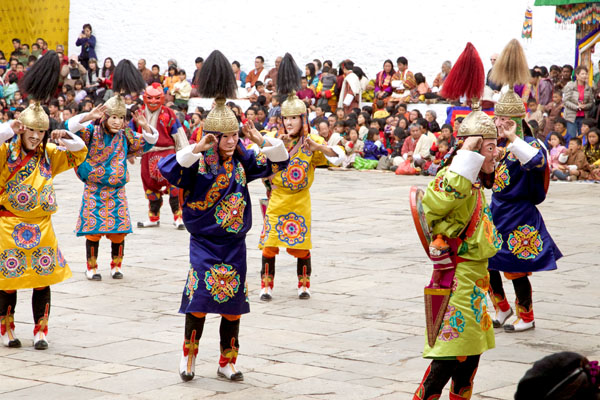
[81,105,106,123]
[501,119,518,143]
[462,136,483,152]
[193,134,217,153]
[242,121,263,145]
[50,129,71,146]
[9,119,23,133]
[132,109,149,132]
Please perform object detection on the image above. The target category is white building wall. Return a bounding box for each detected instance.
[68,0,577,84]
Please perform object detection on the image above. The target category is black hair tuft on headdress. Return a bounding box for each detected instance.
[113,59,146,95]
[198,50,237,99]
[19,50,60,102]
[276,53,301,96]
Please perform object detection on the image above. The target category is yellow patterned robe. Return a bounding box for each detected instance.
[0,143,87,290]
[259,133,330,250]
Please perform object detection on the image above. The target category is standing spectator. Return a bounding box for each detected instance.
[173,69,192,108]
[98,57,115,100]
[537,66,553,106]
[245,56,267,89]
[137,59,153,84]
[55,44,68,68]
[75,23,97,70]
[563,65,594,139]
[555,64,573,92]
[3,59,22,85]
[542,90,563,139]
[231,61,247,88]
[191,57,204,89]
[486,53,501,91]
[338,60,361,114]
[522,68,540,103]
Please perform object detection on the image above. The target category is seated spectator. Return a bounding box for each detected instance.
[3,73,18,102]
[545,117,571,148]
[341,127,364,168]
[401,122,433,168]
[231,61,247,88]
[172,69,192,108]
[552,137,589,181]
[255,106,268,129]
[363,127,387,160]
[580,118,596,145]
[357,111,370,139]
[584,127,600,165]
[375,59,395,100]
[525,99,543,127]
[425,138,450,176]
[411,73,431,102]
[267,96,281,120]
[245,55,267,89]
[74,79,87,103]
[305,63,319,89]
[163,65,179,93]
[432,60,451,90]
[548,132,567,176]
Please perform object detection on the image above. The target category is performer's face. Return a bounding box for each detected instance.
[283,115,302,136]
[21,127,45,151]
[105,114,124,133]
[494,116,511,139]
[480,138,499,174]
[219,131,239,158]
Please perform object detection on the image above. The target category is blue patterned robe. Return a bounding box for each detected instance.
[158,144,288,315]
[489,136,562,273]
[73,123,153,236]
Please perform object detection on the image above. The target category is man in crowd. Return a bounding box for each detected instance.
[138,59,153,84]
[245,56,267,89]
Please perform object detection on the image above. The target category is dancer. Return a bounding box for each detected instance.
[487,39,562,333]
[412,43,501,400]
[259,53,344,301]
[0,52,87,349]
[158,50,288,382]
[131,82,189,230]
[70,60,158,281]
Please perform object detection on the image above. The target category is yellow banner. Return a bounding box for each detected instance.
[0,0,70,59]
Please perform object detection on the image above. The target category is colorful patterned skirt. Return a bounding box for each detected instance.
[75,183,132,236]
[260,188,312,250]
[423,260,495,359]
[489,198,562,273]
[180,234,249,316]
[0,215,71,290]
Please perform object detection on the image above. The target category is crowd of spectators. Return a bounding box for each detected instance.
[1,26,600,182]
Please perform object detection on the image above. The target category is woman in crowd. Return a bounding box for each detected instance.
[563,65,594,139]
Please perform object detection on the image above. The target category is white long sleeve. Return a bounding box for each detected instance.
[507,137,539,165]
[0,122,16,144]
[325,145,345,167]
[448,150,485,184]
[176,144,204,168]
[60,131,86,152]
[142,125,159,144]
[261,136,288,162]
[67,113,90,133]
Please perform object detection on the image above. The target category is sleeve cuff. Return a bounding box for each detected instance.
[0,122,15,144]
[176,144,203,168]
[325,145,345,166]
[61,131,86,152]
[558,153,569,163]
[261,136,288,162]
[448,150,485,183]
[507,137,539,164]
[67,113,89,132]
[142,125,159,144]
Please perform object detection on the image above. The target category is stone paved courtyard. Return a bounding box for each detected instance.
[1,164,599,399]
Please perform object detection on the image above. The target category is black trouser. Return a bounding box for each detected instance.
[415,355,480,399]
[488,270,532,312]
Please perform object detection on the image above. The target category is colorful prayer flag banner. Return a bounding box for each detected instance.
[522,7,533,39]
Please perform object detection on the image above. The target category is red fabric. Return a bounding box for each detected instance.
[577,84,585,117]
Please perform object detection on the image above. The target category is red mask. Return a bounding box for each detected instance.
[144,82,164,112]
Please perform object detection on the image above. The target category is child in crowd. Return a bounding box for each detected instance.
[426,138,449,176]
[552,137,589,181]
[584,127,600,165]
[525,99,543,127]
[411,73,431,102]
[74,80,87,104]
[545,117,571,148]
[579,118,596,146]
[265,115,280,132]
[363,127,387,160]
[542,90,563,139]
[453,116,464,134]
[341,127,364,168]
[547,132,567,174]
